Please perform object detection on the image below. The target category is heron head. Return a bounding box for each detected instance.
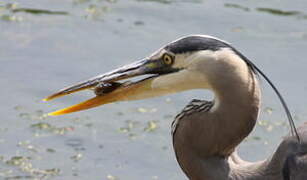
[44,35,240,115]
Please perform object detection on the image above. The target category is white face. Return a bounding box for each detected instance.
[146,45,251,95]
[146,48,217,94]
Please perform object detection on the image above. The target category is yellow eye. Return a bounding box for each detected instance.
[163,54,173,65]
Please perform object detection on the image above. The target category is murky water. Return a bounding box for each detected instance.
[0,0,307,179]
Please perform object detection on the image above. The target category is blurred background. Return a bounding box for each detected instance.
[0,0,307,179]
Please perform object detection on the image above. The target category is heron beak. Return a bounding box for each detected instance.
[44,59,169,116]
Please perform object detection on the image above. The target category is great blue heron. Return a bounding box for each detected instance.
[44,35,307,179]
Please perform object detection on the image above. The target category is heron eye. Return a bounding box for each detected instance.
[162,54,174,65]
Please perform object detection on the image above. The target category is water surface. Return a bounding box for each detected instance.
[0,0,307,179]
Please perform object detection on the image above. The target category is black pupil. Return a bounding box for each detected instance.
[165,56,171,62]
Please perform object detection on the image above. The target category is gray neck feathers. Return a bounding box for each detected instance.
[172,50,264,179]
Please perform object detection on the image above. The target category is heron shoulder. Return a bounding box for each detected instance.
[281,122,307,180]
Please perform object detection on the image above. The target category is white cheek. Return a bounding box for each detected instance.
[172,51,216,70]
[172,54,191,69]
[151,70,209,92]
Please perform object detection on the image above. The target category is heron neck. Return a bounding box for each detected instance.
[173,59,264,179]
[210,70,261,156]
[206,69,300,178]
[172,49,298,179]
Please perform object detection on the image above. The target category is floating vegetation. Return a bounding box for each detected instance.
[118,127,129,133]
[136,107,157,113]
[128,133,137,140]
[73,0,92,5]
[0,0,119,22]
[251,136,261,141]
[143,121,158,132]
[17,141,40,153]
[85,4,110,20]
[136,0,172,4]
[70,153,83,162]
[118,119,159,140]
[258,119,269,127]
[0,14,23,22]
[17,109,48,121]
[224,3,250,11]
[72,0,114,20]
[106,0,118,3]
[0,3,22,22]
[258,119,273,132]
[257,7,307,19]
[14,106,26,111]
[31,122,74,135]
[4,175,34,179]
[0,169,13,178]
[136,0,203,4]
[264,107,273,115]
[256,8,301,16]
[224,4,307,20]
[5,156,32,166]
[3,156,60,179]
[12,8,68,15]
[118,120,139,133]
[73,0,117,5]
[137,107,148,113]
[244,136,262,142]
[106,174,117,180]
[46,148,56,153]
[258,118,287,132]
[0,2,68,22]
[72,0,117,20]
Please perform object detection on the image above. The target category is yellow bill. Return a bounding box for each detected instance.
[47,78,154,116]
[44,55,182,116]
